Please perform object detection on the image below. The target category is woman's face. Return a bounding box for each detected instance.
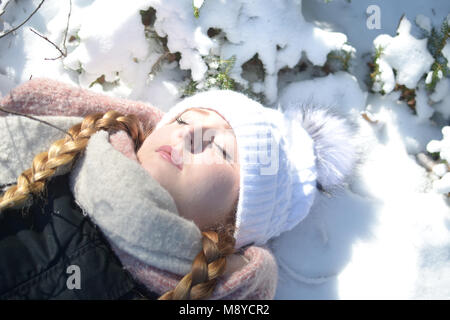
[137,108,240,230]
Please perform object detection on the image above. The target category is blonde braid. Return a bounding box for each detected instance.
[158,224,236,300]
[0,110,145,212]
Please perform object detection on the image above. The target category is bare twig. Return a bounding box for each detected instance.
[0,0,11,18]
[61,0,72,55]
[416,152,438,172]
[150,51,171,74]
[0,105,74,140]
[29,0,72,60]
[0,0,45,39]
[29,27,66,59]
[29,27,69,60]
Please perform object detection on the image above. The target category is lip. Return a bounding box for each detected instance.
[156,145,183,171]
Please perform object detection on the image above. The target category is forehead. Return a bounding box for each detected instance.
[181,108,232,130]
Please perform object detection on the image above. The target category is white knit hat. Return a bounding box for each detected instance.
[155,90,358,249]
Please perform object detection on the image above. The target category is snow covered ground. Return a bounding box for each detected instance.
[0,0,449,299]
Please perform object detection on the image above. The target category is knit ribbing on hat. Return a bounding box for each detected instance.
[231,108,317,248]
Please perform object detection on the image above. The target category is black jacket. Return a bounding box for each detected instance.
[0,173,159,300]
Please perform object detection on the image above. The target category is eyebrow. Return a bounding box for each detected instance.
[181,108,210,117]
[183,108,232,130]
[190,108,209,115]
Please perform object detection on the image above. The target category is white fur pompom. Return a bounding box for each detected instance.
[282,103,359,191]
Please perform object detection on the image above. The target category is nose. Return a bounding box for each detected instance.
[177,125,212,155]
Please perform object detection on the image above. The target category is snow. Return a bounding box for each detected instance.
[415,83,435,122]
[274,81,447,299]
[193,0,205,10]
[428,127,450,173]
[0,0,10,16]
[416,14,432,33]
[434,173,450,194]
[433,163,448,177]
[430,78,450,103]
[149,0,349,103]
[425,71,434,85]
[443,43,450,69]
[278,72,367,116]
[0,0,449,300]
[373,16,434,92]
[63,0,152,91]
[373,57,396,94]
[431,129,450,194]
[0,73,14,98]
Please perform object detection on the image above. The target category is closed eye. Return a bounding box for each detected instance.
[176,117,189,125]
[177,116,230,160]
[214,142,230,160]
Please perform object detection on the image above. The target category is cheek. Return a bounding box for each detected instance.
[137,132,155,158]
[137,128,169,170]
[185,164,238,213]
[136,140,154,174]
[136,130,174,186]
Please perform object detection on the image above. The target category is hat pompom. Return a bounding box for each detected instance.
[282,103,359,191]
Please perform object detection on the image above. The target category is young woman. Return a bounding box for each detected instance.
[0,78,358,299]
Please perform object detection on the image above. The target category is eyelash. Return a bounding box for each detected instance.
[176,116,230,160]
[176,117,189,125]
[215,143,230,161]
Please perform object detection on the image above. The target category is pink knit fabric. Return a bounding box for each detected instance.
[109,130,139,162]
[0,78,279,300]
[0,78,163,133]
[112,244,278,300]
